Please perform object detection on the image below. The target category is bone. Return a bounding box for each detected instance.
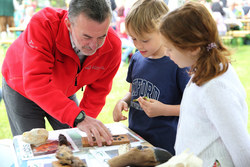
[108,145,173,167]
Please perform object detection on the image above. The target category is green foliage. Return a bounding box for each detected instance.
[230,46,250,131]
[50,0,66,8]
[96,64,129,126]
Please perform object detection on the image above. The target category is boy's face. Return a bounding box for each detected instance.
[128,28,165,59]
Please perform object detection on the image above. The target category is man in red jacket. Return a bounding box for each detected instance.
[1,0,121,146]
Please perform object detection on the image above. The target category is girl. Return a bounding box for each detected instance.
[160,2,250,167]
[112,0,190,155]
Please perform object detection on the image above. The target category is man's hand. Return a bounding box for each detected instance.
[113,100,128,122]
[77,116,112,147]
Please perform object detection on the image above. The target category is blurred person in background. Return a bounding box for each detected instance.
[0,0,15,39]
[211,0,227,36]
[230,1,245,19]
[110,0,117,30]
[242,0,250,17]
[212,0,225,16]
[20,6,35,28]
[223,0,243,30]
[220,0,227,8]
[116,5,135,64]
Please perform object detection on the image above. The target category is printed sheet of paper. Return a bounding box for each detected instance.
[15,130,79,160]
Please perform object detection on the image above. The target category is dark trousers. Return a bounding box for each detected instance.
[2,78,78,136]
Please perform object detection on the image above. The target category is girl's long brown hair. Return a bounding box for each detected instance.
[160,2,231,86]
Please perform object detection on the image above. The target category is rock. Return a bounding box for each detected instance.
[22,128,48,146]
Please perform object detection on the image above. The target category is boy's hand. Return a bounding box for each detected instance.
[113,100,128,122]
[137,97,164,117]
[133,96,149,102]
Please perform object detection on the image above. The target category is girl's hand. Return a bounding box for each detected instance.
[137,97,165,117]
[113,100,128,122]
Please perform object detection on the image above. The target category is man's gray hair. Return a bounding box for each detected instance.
[68,0,112,23]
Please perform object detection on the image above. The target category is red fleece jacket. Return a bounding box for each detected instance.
[1,7,121,127]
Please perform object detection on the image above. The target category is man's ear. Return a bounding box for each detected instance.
[65,18,72,32]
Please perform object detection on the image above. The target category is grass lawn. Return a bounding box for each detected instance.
[0,44,250,139]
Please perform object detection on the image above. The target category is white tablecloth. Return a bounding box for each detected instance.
[0,139,15,167]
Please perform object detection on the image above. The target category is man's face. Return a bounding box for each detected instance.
[66,13,111,56]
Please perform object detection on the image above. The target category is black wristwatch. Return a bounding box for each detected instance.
[74,110,86,127]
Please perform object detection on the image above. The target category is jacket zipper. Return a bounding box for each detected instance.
[75,66,80,86]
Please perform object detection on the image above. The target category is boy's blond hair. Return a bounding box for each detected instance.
[125,0,169,38]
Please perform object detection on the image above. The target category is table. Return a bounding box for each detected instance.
[0,139,14,167]
[0,39,14,45]
[238,19,250,30]
[227,30,250,38]
[0,123,150,167]
[8,27,25,33]
[224,18,242,29]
